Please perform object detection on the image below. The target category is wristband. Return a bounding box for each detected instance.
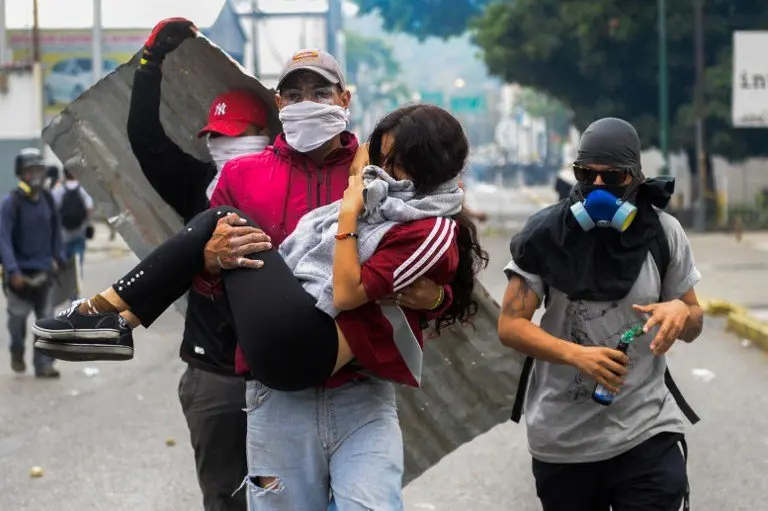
[140,49,164,68]
[335,232,358,241]
[430,285,445,311]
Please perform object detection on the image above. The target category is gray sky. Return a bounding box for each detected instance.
[5,1,349,29]
[6,0,224,29]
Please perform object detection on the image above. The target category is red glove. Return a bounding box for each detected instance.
[141,17,198,69]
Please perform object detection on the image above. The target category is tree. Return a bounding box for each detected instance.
[350,0,491,41]
[360,0,768,164]
[345,30,400,80]
[475,0,768,164]
[345,30,411,106]
[344,30,411,137]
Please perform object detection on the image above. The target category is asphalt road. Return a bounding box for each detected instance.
[1,184,766,510]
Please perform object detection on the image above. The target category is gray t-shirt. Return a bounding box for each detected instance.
[504,211,701,463]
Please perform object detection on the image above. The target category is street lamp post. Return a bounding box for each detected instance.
[658,0,669,177]
[693,0,707,232]
[92,0,103,86]
[0,0,7,64]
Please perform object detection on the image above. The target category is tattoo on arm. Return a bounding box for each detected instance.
[503,276,537,318]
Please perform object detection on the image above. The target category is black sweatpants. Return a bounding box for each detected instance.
[532,433,688,511]
[113,206,338,391]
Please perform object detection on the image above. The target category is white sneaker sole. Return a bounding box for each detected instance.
[33,339,133,362]
[31,324,121,340]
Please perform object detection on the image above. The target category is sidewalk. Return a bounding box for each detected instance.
[689,230,768,351]
[689,231,768,307]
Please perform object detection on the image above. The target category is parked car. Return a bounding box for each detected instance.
[45,58,119,106]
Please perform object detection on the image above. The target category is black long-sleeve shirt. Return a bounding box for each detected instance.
[127,65,238,375]
[127,66,215,223]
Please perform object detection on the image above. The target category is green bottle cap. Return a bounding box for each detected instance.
[620,325,644,343]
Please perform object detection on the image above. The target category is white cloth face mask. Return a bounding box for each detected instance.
[205,135,269,199]
[278,101,350,153]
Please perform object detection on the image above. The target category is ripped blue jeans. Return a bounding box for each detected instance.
[243,378,404,511]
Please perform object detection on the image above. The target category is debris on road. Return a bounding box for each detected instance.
[741,339,752,348]
[29,466,44,478]
[692,368,716,383]
[166,438,176,447]
[82,367,100,378]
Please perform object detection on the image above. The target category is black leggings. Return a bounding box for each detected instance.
[112,206,339,391]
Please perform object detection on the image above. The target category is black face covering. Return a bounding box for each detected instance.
[510,117,675,301]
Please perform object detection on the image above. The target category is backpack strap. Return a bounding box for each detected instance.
[510,356,533,423]
[511,282,547,424]
[665,367,699,424]
[8,189,23,252]
[650,213,700,425]
[648,215,671,295]
[41,190,60,262]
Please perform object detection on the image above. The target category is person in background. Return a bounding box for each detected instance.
[52,168,94,281]
[127,17,272,511]
[0,148,64,378]
[44,165,60,191]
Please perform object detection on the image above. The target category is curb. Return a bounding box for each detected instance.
[700,298,768,353]
[86,246,131,255]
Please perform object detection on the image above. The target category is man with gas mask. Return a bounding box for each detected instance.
[199,48,449,509]
[127,17,271,511]
[498,118,704,511]
[0,148,64,378]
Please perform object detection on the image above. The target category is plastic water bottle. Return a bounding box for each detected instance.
[592,325,643,406]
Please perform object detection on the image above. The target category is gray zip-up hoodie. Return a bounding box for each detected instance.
[279,165,463,317]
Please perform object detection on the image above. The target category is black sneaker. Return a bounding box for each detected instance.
[32,300,135,362]
[35,366,61,379]
[11,353,26,373]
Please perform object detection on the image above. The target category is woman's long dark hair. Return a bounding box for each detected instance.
[368,104,489,330]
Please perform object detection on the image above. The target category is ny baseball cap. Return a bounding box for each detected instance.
[197,90,268,138]
[277,49,346,91]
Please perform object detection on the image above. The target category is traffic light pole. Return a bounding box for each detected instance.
[658,0,669,177]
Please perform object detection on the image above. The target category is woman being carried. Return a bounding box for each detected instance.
[33,104,487,392]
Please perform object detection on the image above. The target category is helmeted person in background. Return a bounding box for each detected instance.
[52,168,94,281]
[498,118,704,511]
[0,148,64,378]
[126,17,271,511]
